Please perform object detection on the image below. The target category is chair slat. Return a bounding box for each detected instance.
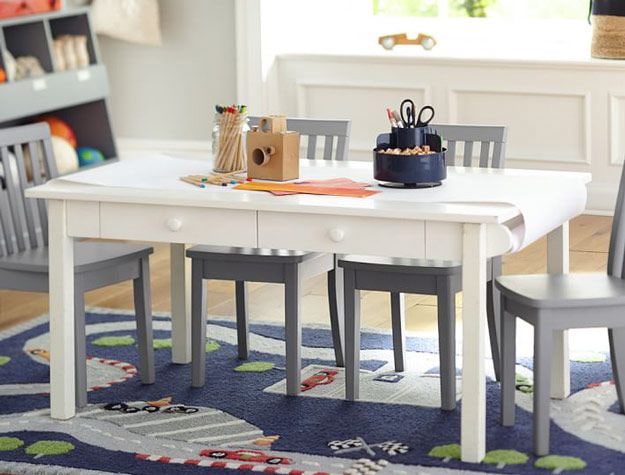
[13,144,38,249]
[609,163,625,278]
[0,146,25,252]
[306,135,318,159]
[492,141,505,168]
[323,135,334,160]
[479,141,491,168]
[0,194,11,256]
[28,141,48,244]
[335,136,347,161]
[446,141,457,166]
[463,141,474,167]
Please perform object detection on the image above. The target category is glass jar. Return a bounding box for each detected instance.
[212,112,249,173]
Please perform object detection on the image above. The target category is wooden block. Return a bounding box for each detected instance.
[247,130,300,181]
[259,115,287,134]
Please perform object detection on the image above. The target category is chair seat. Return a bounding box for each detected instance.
[0,241,153,274]
[186,245,322,264]
[338,255,462,276]
[496,273,625,309]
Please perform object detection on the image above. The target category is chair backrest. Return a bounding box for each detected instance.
[433,124,507,169]
[608,163,625,278]
[0,123,58,256]
[249,116,351,161]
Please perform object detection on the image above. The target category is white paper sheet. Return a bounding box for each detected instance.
[59,156,588,253]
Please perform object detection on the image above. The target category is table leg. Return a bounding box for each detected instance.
[461,223,487,463]
[170,243,191,364]
[547,223,571,399]
[49,200,75,419]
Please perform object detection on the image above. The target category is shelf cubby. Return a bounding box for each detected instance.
[3,19,54,73]
[49,12,98,66]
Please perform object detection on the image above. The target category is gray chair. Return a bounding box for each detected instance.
[187,117,351,395]
[0,123,155,408]
[339,124,508,409]
[496,163,625,455]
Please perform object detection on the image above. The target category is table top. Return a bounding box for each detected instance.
[26,157,591,226]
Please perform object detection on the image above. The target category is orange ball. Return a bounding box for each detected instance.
[0,68,6,83]
[39,116,77,148]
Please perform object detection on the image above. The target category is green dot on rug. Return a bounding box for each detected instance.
[25,441,75,457]
[205,341,220,353]
[428,444,461,460]
[0,356,11,366]
[571,352,606,363]
[153,339,172,350]
[0,437,23,451]
[535,455,587,471]
[92,336,135,347]
[154,339,219,352]
[234,361,274,373]
[484,449,529,466]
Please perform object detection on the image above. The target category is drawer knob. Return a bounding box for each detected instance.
[166,218,183,232]
[328,228,345,243]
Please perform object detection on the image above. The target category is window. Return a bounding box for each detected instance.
[373,0,589,20]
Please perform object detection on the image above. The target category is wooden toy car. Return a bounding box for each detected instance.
[378,33,437,51]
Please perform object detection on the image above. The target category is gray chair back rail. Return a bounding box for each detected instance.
[433,124,507,169]
[248,116,351,161]
[0,123,57,256]
[608,162,625,279]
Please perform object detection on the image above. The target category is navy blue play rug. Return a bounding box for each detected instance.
[0,309,622,475]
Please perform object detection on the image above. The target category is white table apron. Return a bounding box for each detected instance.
[30,161,588,464]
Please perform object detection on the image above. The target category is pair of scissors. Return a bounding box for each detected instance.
[400,99,435,128]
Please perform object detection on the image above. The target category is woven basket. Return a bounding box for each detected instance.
[592,0,625,59]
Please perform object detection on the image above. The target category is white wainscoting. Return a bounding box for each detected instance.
[269,53,625,213]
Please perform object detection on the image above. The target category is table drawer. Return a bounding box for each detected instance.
[100,203,257,246]
[258,211,425,258]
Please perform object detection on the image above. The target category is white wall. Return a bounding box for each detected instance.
[98,0,237,141]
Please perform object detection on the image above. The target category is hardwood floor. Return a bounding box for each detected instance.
[0,215,612,334]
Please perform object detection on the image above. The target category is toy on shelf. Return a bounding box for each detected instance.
[378,33,437,51]
[51,136,79,175]
[246,115,300,181]
[213,104,248,173]
[77,147,105,167]
[0,0,62,19]
[53,35,90,71]
[14,55,44,80]
[39,116,77,148]
[2,51,16,82]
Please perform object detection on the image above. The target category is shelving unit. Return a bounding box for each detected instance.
[0,8,117,162]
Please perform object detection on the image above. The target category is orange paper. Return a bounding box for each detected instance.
[234,182,379,198]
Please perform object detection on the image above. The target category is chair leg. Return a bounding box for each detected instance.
[344,269,361,401]
[191,260,207,387]
[534,322,553,456]
[501,296,516,426]
[390,292,406,373]
[608,327,625,414]
[436,277,456,411]
[133,257,155,385]
[327,265,345,368]
[74,288,87,409]
[487,257,502,382]
[284,264,302,396]
[235,281,249,360]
